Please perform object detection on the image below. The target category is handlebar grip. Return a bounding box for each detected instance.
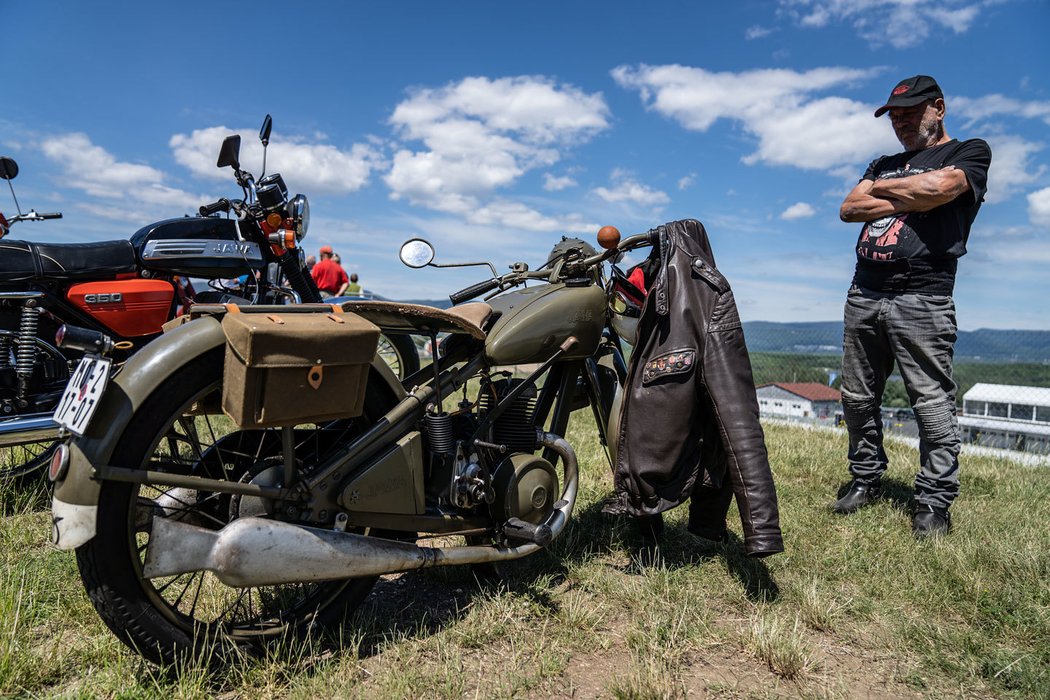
[449,278,500,306]
[199,199,230,217]
[39,212,63,220]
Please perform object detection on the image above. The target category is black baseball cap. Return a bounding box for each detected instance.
[874,75,943,117]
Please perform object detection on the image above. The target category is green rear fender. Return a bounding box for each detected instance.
[53,315,229,509]
[53,314,405,508]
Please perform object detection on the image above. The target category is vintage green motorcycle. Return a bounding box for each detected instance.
[49,224,657,665]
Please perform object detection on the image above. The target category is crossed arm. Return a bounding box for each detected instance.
[839,166,971,223]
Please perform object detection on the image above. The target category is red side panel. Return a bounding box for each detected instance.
[66,279,174,338]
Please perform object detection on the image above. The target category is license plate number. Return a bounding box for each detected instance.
[53,356,112,436]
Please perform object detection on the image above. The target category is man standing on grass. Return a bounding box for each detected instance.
[832,75,991,538]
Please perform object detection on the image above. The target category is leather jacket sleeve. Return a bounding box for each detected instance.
[696,296,783,556]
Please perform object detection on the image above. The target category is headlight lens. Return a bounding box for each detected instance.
[290,194,309,241]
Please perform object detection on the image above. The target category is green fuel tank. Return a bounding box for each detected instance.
[483,282,606,366]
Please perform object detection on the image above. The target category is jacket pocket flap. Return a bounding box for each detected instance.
[641,348,696,385]
[690,257,729,293]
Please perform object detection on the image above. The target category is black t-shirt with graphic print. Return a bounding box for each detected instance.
[852,138,991,295]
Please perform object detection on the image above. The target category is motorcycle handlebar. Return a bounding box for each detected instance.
[447,228,658,306]
[580,230,659,268]
[12,211,63,222]
[199,199,231,217]
[449,277,501,306]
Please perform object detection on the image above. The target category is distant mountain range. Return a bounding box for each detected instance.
[743,321,1050,363]
[403,301,1049,364]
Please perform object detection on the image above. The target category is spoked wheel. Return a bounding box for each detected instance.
[75,349,390,665]
[377,333,420,380]
[0,439,59,483]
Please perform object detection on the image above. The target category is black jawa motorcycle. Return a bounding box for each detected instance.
[50,219,655,665]
[0,118,416,481]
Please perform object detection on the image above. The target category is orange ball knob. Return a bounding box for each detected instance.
[597,225,621,250]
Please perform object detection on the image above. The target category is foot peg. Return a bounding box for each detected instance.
[502,518,553,546]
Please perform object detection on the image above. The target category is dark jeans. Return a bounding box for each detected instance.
[841,285,960,509]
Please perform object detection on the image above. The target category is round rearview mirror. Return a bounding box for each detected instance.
[0,156,19,180]
[399,238,435,268]
[259,114,273,147]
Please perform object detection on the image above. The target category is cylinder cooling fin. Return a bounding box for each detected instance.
[477,377,537,453]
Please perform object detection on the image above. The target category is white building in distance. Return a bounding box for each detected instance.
[756,382,841,421]
[960,383,1050,454]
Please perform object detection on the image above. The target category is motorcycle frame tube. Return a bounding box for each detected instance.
[299,353,486,520]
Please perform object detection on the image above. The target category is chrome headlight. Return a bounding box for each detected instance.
[609,289,641,342]
[289,194,309,241]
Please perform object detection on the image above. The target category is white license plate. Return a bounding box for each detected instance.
[53,356,112,436]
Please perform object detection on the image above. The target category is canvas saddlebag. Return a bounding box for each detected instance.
[221,309,380,428]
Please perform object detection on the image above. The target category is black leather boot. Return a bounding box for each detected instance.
[912,503,951,539]
[830,478,882,514]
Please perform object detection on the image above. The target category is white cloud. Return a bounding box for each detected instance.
[466,199,597,233]
[953,94,1050,128]
[778,0,986,48]
[1029,187,1050,229]
[612,64,894,172]
[677,173,697,190]
[543,173,577,191]
[983,135,1045,204]
[746,25,774,40]
[170,126,382,195]
[383,75,609,231]
[593,170,669,208]
[39,133,203,221]
[781,202,816,220]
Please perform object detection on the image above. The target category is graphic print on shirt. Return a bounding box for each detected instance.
[856,165,932,261]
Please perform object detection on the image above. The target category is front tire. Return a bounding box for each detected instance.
[75,349,385,665]
[378,333,420,380]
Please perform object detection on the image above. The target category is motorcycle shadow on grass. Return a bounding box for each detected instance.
[575,499,782,605]
[344,496,779,655]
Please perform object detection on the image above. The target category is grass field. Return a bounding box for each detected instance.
[2,418,1048,699]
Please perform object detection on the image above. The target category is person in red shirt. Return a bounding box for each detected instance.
[310,245,348,298]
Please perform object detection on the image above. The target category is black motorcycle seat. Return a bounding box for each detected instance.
[0,239,138,281]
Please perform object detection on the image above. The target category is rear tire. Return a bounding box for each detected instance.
[75,348,387,665]
[0,325,71,484]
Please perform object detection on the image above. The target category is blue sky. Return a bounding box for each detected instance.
[3,0,1048,330]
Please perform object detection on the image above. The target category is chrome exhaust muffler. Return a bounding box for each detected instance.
[142,431,578,588]
[0,413,61,447]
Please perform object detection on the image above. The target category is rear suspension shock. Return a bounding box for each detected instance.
[15,301,40,400]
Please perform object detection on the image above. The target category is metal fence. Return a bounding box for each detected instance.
[744,324,1050,456]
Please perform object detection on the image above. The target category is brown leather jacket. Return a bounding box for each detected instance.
[607,219,783,557]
